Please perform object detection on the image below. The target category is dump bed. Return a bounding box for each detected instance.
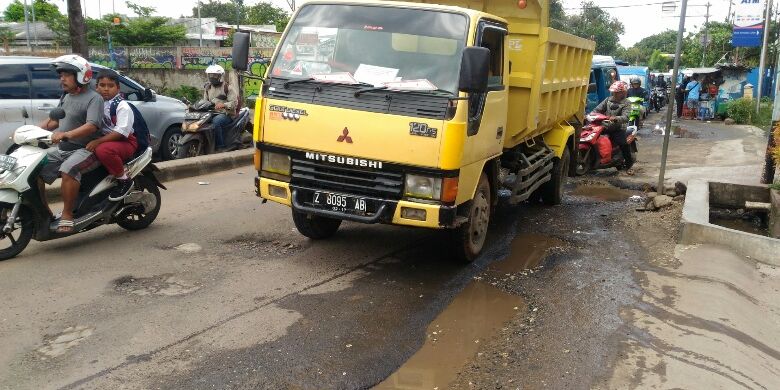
[388,0,595,149]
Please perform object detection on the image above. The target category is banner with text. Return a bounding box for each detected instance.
[733,0,766,47]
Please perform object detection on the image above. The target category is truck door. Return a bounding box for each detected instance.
[461,20,508,164]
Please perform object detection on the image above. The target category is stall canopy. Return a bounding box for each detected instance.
[682,67,719,76]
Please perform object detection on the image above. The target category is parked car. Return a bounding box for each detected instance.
[0,56,186,160]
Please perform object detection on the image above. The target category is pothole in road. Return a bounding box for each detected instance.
[375,281,525,389]
[113,274,201,296]
[223,234,306,258]
[491,233,566,273]
[36,325,93,358]
[570,184,635,202]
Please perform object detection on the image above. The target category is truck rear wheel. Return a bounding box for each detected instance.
[292,210,342,239]
[538,146,570,205]
[452,173,491,263]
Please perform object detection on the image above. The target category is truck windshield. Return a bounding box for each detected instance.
[269,4,468,94]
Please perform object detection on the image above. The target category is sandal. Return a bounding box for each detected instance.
[56,219,74,234]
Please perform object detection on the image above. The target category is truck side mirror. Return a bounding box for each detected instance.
[232,32,250,71]
[459,47,490,94]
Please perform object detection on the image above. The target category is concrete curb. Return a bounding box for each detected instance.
[45,149,253,201]
[680,179,780,266]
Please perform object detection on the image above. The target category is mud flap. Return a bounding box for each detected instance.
[142,165,167,190]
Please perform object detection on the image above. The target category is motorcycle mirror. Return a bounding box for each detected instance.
[49,108,66,121]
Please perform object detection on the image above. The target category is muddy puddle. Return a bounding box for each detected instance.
[375,281,524,390]
[570,185,634,202]
[491,233,565,273]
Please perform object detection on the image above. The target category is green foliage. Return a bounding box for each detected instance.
[549,0,566,31]
[126,1,156,18]
[48,13,186,47]
[2,0,62,22]
[727,98,754,124]
[554,1,625,56]
[194,0,288,32]
[753,97,774,129]
[160,85,201,103]
[648,50,672,72]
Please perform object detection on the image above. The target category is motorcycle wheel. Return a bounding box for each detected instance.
[116,176,162,231]
[177,140,203,159]
[575,148,593,176]
[0,204,33,260]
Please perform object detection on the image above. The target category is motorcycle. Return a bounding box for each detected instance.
[178,99,250,159]
[650,87,667,113]
[575,112,639,175]
[0,109,165,260]
[627,96,645,126]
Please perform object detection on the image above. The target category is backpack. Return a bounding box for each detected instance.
[109,97,151,156]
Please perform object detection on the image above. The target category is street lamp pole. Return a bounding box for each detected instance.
[198,1,203,47]
[757,0,773,113]
[23,0,31,50]
[658,0,689,193]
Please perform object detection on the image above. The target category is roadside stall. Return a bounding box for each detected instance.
[680,67,721,120]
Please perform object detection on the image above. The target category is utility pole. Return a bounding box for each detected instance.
[761,29,780,184]
[701,1,711,67]
[23,0,31,50]
[757,0,773,113]
[236,0,243,32]
[67,0,89,58]
[658,0,689,193]
[198,1,203,47]
[30,0,37,50]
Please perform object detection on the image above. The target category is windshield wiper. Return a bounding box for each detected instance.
[283,78,314,88]
[354,86,388,97]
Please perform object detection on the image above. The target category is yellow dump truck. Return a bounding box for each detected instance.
[247,0,594,261]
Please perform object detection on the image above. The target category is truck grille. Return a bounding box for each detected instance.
[291,158,404,199]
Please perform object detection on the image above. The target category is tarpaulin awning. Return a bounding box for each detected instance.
[682,67,720,75]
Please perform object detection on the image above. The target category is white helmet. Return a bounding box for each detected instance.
[51,54,93,85]
[205,64,225,75]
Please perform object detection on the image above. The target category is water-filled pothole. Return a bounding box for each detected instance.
[570,185,634,202]
[710,208,769,236]
[491,233,565,273]
[375,281,525,389]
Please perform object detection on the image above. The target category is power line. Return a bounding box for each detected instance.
[564,1,709,11]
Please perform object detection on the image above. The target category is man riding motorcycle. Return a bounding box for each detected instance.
[38,54,104,233]
[627,76,649,101]
[592,81,635,172]
[203,64,239,151]
[655,74,668,89]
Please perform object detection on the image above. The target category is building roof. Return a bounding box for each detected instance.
[215,23,278,33]
[0,22,57,40]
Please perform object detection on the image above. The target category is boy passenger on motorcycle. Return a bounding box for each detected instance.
[38,55,104,233]
[87,69,137,201]
[592,81,635,172]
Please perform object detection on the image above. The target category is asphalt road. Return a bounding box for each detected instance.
[0,167,520,389]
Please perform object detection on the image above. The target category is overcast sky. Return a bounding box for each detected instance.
[0,0,736,47]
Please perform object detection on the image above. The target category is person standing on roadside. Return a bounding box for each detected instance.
[676,76,690,118]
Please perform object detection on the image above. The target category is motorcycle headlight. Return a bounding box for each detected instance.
[405,174,442,200]
[261,152,291,176]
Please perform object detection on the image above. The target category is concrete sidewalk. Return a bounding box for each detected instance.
[45,149,253,200]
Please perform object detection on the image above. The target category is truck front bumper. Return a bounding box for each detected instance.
[255,176,457,228]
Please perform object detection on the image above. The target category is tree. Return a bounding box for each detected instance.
[194,0,288,31]
[126,1,156,18]
[48,13,186,47]
[2,0,62,22]
[648,50,672,71]
[66,0,88,57]
[549,0,566,30]
[559,2,624,56]
[0,26,15,52]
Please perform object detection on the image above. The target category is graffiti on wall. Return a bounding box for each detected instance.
[88,47,129,69]
[128,47,177,69]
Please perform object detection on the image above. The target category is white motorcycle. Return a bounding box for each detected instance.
[0,109,165,260]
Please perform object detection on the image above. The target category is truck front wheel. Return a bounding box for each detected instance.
[292,210,342,239]
[452,173,491,263]
[539,146,570,205]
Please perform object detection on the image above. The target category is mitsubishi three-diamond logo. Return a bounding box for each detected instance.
[337,127,353,143]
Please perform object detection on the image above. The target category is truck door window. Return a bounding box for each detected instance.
[0,65,31,99]
[479,25,506,88]
[30,67,62,99]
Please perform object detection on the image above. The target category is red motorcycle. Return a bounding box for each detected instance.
[575,113,638,175]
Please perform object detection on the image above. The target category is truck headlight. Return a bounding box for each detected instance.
[405,174,442,200]
[261,152,291,176]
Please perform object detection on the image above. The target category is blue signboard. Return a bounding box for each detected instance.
[733,0,765,47]
[733,28,763,47]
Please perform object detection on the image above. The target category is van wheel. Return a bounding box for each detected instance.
[538,146,570,205]
[452,173,490,263]
[292,210,341,239]
[160,126,182,161]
